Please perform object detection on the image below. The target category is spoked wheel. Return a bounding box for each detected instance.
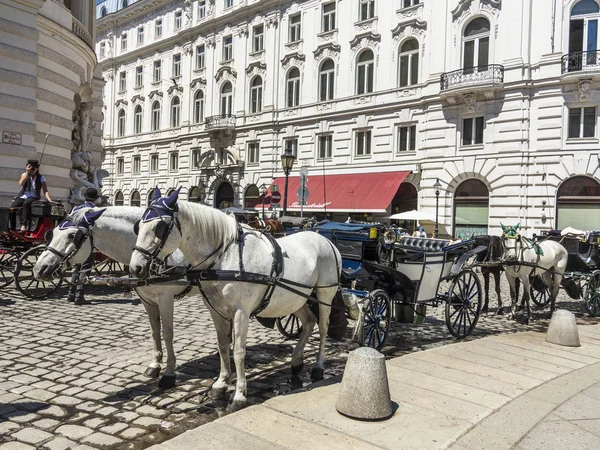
[530,275,551,307]
[0,250,19,288]
[15,245,63,299]
[276,314,303,339]
[363,289,391,350]
[445,270,482,338]
[584,270,600,317]
[94,256,127,276]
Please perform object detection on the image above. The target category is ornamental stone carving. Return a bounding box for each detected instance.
[191,77,207,89]
[463,92,476,112]
[266,14,279,28]
[317,30,337,44]
[215,66,237,83]
[131,94,145,104]
[313,43,341,63]
[349,32,381,55]
[237,25,249,38]
[281,52,305,71]
[579,79,592,101]
[354,17,377,34]
[167,84,183,97]
[452,0,501,22]
[149,90,163,100]
[245,61,266,77]
[354,95,373,105]
[391,19,427,46]
[115,99,128,107]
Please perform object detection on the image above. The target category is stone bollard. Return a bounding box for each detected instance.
[336,347,393,420]
[546,309,580,347]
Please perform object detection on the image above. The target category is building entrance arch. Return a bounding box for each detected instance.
[215,182,234,209]
[454,179,489,239]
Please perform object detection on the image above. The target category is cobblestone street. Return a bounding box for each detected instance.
[0,276,592,449]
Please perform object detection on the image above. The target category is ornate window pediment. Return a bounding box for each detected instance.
[245,61,267,76]
[149,90,163,100]
[115,99,128,107]
[281,52,305,70]
[452,0,501,22]
[391,19,427,44]
[131,94,145,104]
[191,77,207,89]
[313,43,341,62]
[349,32,381,54]
[167,84,183,96]
[215,66,237,83]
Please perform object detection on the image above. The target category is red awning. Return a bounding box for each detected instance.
[248,171,410,212]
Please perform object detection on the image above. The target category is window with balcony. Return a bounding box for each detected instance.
[463,18,490,73]
[172,53,181,78]
[399,39,419,87]
[253,24,264,52]
[223,35,233,61]
[137,26,144,45]
[121,33,127,51]
[319,59,335,101]
[116,159,124,175]
[403,0,420,7]
[221,82,233,115]
[194,90,204,123]
[117,109,126,137]
[171,97,181,128]
[355,130,371,155]
[225,0,233,9]
[175,11,182,29]
[247,141,260,164]
[196,44,205,69]
[462,117,485,146]
[356,49,374,95]
[323,2,336,32]
[198,0,206,18]
[151,101,161,131]
[100,42,105,57]
[133,156,141,174]
[285,138,298,157]
[567,0,600,72]
[134,105,143,134]
[318,134,333,159]
[359,0,375,21]
[289,13,301,42]
[286,67,300,107]
[250,76,263,113]
[568,106,596,138]
[153,60,161,83]
[135,66,143,88]
[169,152,179,172]
[150,154,159,173]
[398,125,416,152]
[119,71,126,92]
[155,18,163,38]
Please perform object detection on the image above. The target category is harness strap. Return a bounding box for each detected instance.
[251,231,285,318]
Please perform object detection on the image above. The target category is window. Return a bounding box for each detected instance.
[169,152,179,171]
[557,176,600,230]
[356,49,374,94]
[151,101,161,131]
[462,117,485,145]
[196,44,205,69]
[403,0,420,7]
[247,141,260,164]
[189,186,202,203]
[155,18,163,38]
[355,130,371,155]
[122,0,128,7]
[569,1,600,71]
[318,135,333,159]
[117,159,124,175]
[289,13,301,42]
[174,11,182,29]
[253,24,264,52]
[137,26,144,45]
[359,0,375,21]
[221,82,233,115]
[398,125,416,152]
[198,0,206,18]
[568,106,596,138]
[323,2,336,32]
[134,105,143,134]
[150,154,159,173]
[250,76,263,113]
[153,60,161,83]
[192,149,201,168]
[115,191,124,205]
[101,6,107,17]
[285,138,298,157]
[133,156,141,174]
[319,59,335,101]
[117,109,126,137]
[121,33,127,51]
[194,90,204,123]
[130,190,141,207]
[223,35,233,61]
[100,42,105,57]
[135,66,143,88]
[463,18,490,73]
[454,179,490,239]
[119,71,126,92]
[225,0,233,8]
[399,39,419,87]
[172,53,181,77]
[171,97,181,128]
[286,68,300,108]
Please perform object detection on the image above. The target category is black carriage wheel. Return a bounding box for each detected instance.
[363,289,391,350]
[94,256,127,277]
[276,314,303,340]
[445,270,482,339]
[15,245,63,299]
[530,275,551,307]
[584,270,600,317]
[0,251,19,288]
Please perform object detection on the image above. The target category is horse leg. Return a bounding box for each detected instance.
[506,274,517,320]
[229,309,250,412]
[522,276,533,325]
[547,271,562,315]
[207,308,233,400]
[312,288,335,380]
[290,303,317,376]
[156,298,176,388]
[494,269,503,315]
[482,269,490,313]
[141,298,162,379]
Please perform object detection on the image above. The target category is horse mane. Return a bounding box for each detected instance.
[473,235,503,262]
[177,201,238,249]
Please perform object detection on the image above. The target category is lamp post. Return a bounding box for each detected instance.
[259,183,267,218]
[434,178,442,238]
[280,148,296,216]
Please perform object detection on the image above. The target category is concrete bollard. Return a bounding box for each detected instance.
[546,309,580,347]
[336,347,393,420]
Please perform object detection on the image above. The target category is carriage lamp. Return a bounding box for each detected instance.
[434,178,442,238]
[280,148,296,216]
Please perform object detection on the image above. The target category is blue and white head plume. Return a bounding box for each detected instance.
[58,209,105,230]
[141,187,182,222]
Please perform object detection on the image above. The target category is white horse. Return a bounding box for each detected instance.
[129,188,342,411]
[33,205,194,388]
[501,223,568,324]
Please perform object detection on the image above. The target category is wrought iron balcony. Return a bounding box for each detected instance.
[562,51,600,74]
[205,114,236,131]
[440,64,504,91]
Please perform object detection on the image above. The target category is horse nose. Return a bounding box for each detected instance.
[131,264,146,279]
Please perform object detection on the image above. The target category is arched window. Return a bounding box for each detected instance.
[249,76,263,113]
[122,0,128,8]
[557,176,600,229]
[244,184,260,208]
[147,191,154,206]
[171,97,180,128]
[286,68,300,108]
[463,17,490,74]
[453,179,489,239]
[117,109,126,137]
[101,6,108,17]
[188,186,202,203]
[356,49,374,94]
[130,190,141,207]
[134,105,142,134]
[568,0,600,71]
[399,39,419,87]
[193,90,204,123]
[152,101,161,131]
[319,59,335,101]
[221,82,233,116]
[114,191,124,206]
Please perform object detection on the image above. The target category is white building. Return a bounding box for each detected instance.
[97,0,600,238]
[0,0,104,206]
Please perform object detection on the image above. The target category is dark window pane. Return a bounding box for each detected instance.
[568,108,581,138]
[411,53,419,84]
[320,73,327,101]
[463,40,475,71]
[399,127,407,151]
[463,118,473,145]
[367,63,374,92]
[400,55,409,86]
[475,117,484,144]
[410,125,416,150]
[328,72,334,99]
[478,37,489,68]
[569,19,584,54]
[583,107,596,137]
[358,66,365,94]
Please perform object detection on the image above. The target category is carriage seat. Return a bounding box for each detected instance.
[395,237,451,253]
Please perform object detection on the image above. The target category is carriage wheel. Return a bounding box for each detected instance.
[584,271,600,317]
[15,245,63,299]
[94,257,127,277]
[276,314,303,340]
[530,276,551,307]
[445,270,482,339]
[363,289,391,350]
[0,250,18,288]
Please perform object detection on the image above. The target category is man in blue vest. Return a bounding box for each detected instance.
[10,160,54,232]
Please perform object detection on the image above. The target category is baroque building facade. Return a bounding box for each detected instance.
[0,0,104,207]
[98,0,600,238]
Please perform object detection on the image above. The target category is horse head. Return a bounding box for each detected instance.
[500,222,522,261]
[130,187,183,279]
[34,208,106,281]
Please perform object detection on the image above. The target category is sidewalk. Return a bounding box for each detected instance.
[149,323,600,450]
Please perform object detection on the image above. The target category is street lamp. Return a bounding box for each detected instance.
[259,183,267,218]
[280,148,296,216]
[434,178,442,238]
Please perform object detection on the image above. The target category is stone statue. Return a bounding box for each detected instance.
[184,0,192,25]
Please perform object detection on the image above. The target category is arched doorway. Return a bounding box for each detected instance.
[390,183,418,233]
[244,185,260,208]
[557,176,600,229]
[215,182,234,209]
[454,179,489,239]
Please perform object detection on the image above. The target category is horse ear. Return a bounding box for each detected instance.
[515,222,520,230]
[151,187,161,201]
[164,187,181,209]
[84,209,106,227]
[500,222,506,232]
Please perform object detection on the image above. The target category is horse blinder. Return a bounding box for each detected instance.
[155,220,169,240]
[133,220,140,236]
[73,230,85,248]
[44,229,54,245]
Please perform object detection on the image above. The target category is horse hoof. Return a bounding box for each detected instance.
[311,368,324,381]
[481,306,489,314]
[158,374,176,388]
[291,363,304,376]
[144,366,161,378]
[227,399,246,413]
[210,386,227,400]
[496,308,504,316]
